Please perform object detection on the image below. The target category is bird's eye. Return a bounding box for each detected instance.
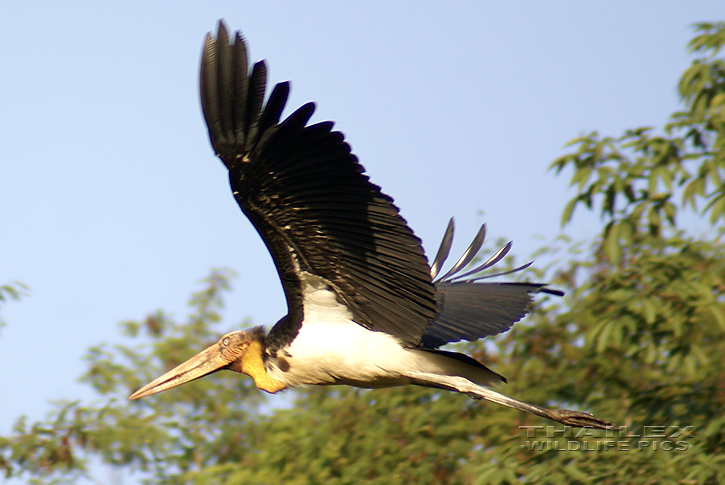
[223,337,230,346]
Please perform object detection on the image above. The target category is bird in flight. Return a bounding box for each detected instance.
[129,21,615,430]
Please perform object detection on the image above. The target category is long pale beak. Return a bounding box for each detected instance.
[129,342,229,400]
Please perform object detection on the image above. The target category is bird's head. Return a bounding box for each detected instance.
[128,326,284,400]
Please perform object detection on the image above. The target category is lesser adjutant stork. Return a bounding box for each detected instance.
[129,21,615,430]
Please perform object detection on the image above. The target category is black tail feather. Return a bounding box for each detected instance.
[423,219,562,348]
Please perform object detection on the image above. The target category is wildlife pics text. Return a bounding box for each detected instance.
[518,425,696,452]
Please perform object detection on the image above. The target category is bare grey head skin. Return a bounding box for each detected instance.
[129,327,285,400]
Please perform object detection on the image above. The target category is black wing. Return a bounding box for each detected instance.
[200,22,436,350]
[422,219,563,348]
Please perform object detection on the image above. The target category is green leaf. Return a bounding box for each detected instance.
[707,194,725,224]
[571,166,593,190]
[561,198,579,227]
[618,218,635,245]
[641,299,657,325]
[603,221,621,264]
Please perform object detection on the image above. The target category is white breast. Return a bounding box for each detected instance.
[267,273,415,387]
[267,272,498,389]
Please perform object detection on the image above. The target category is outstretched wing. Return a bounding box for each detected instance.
[200,22,437,350]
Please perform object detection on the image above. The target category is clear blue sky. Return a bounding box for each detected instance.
[1,1,722,482]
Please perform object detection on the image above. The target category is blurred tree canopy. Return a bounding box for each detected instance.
[2,22,724,485]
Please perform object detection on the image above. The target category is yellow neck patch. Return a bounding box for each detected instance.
[241,340,287,393]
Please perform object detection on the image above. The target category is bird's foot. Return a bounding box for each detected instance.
[548,408,620,431]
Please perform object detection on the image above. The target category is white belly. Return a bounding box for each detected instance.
[268,278,415,387]
[266,275,499,389]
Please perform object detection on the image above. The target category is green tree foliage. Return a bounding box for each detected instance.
[2,22,724,485]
